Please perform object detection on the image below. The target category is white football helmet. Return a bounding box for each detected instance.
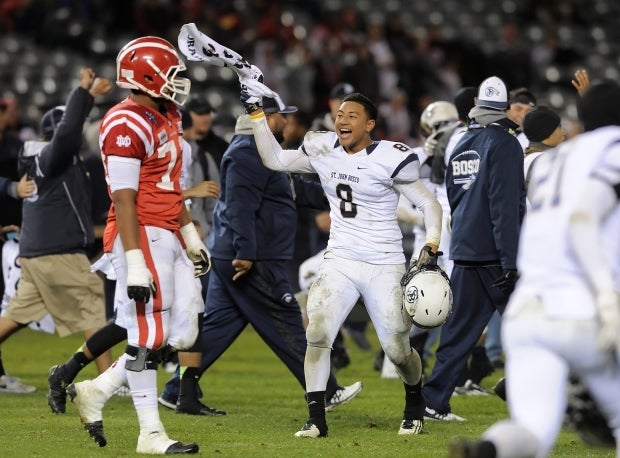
[401,264,452,329]
[420,101,459,135]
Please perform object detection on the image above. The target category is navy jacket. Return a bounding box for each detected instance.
[18,87,95,258]
[446,119,525,269]
[208,132,326,261]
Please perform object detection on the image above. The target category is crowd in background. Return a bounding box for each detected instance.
[0,0,618,144]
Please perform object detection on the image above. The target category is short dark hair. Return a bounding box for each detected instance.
[578,80,620,132]
[341,92,378,121]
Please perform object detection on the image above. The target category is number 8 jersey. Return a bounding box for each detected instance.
[301,131,420,264]
[99,97,184,252]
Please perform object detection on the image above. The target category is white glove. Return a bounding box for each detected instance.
[596,289,620,353]
[125,249,156,303]
[180,222,211,277]
[424,133,439,157]
[178,22,288,111]
[239,65,265,108]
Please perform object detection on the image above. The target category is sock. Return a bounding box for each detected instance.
[127,368,162,434]
[62,348,91,383]
[177,366,200,405]
[0,350,6,376]
[307,391,326,423]
[403,379,424,420]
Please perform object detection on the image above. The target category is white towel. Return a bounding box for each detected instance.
[177,23,288,111]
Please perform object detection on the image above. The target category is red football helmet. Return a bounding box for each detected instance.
[116,36,191,105]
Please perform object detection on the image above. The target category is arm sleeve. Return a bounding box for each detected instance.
[488,137,525,269]
[38,87,94,176]
[394,180,442,246]
[106,156,141,193]
[569,174,619,295]
[225,148,269,260]
[250,113,315,173]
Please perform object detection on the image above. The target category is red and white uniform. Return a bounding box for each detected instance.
[99,97,198,350]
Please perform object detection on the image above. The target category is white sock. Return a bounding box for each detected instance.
[126,368,163,434]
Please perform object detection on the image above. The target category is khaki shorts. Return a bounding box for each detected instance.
[4,253,106,337]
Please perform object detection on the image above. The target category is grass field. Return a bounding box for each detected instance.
[0,325,614,457]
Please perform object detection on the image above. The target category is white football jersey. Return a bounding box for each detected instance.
[515,126,620,318]
[302,131,420,264]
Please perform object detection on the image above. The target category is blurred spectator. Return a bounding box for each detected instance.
[506,87,537,150]
[186,96,229,169]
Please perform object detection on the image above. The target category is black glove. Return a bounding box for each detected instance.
[492,269,519,292]
[127,284,155,303]
[416,245,440,269]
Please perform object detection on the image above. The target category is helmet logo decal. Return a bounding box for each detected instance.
[405,286,418,305]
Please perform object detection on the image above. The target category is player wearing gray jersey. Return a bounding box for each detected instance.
[247,92,442,438]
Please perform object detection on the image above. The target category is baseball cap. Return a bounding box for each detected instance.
[262,97,298,114]
[40,105,66,138]
[475,76,508,110]
[329,82,355,100]
[522,106,561,142]
[509,87,536,107]
[186,96,215,115]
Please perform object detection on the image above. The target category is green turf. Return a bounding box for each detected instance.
[0,326,613,457]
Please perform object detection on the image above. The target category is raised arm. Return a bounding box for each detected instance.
[249,111,314,173]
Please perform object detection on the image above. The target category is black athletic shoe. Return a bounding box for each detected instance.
[176,400,227,416]
[84,420,107,447]
[448,438,497,458]
[165,441,199,454]
[48,365,67,414]
[492,377,506,401]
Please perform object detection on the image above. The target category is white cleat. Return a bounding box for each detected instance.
[294,422,327,438]
[136,429,199,454]
[398,419,424,435]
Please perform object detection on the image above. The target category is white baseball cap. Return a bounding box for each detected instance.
[475,76,508,110]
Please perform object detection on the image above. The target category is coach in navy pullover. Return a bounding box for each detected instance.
[446,108,525,268]
[422,93,526,418]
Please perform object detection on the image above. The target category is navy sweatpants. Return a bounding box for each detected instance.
[422,264,510,413]
[162,257,340,401]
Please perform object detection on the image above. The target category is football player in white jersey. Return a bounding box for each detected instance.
[245,91,443,438]
[449,80,620,458]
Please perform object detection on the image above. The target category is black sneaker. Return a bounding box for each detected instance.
[48,365,67,414]
[492,377,506,401]
[325,381,363,412]
[448,438,497,458]
[176,400,227,416]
